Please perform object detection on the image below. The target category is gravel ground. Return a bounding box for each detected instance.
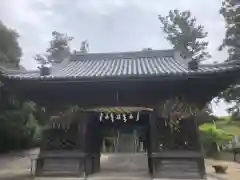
[0,149,239,180]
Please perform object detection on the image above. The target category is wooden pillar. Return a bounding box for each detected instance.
[80,111,101,174]
[191,115,206,179]
[148,109,158,175]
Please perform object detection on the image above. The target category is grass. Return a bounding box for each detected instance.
[215,118,240,137]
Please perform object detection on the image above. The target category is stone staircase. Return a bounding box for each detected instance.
[100,153,148,172]
[115,133,137,152]
[87,153,150,180]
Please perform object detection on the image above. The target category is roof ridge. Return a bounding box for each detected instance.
[199,61,239,67]
[73,49,174,56]
[0,66,23,74]
[20,69,39,74]
[70,49,175,61]
[0,66,40,76]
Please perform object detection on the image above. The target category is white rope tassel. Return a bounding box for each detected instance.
[136,112,140,121]
[99,112,104,121]
[123,114,127,123]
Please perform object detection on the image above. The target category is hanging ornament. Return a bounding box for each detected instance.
[52,119,56,129]
[116,114,121,120]
[161,97,199,121]
[123,114,127,123]
[164,120,167,127]
[105,113,109,120]
[160,97,200,132]
[99,112,104,121]
[129,113,134,119]
[136,112,140,121]
[110,113,114,122]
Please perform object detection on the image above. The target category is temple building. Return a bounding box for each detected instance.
[1,49,240,179]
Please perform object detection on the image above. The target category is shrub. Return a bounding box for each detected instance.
[0,101,44,152]
[199,123,233,157]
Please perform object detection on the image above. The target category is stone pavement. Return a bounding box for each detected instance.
[0,149,239,180]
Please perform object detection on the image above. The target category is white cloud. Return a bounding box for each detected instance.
[0,0,226,68]
[0,0,231,116]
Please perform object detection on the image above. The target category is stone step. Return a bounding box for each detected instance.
[116,134,136,152]
[87,171,151,180]
[101,153,148,172]
[88,153,150,180]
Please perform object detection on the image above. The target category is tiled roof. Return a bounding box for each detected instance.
[86,107,153,113]
[1,49,239,81]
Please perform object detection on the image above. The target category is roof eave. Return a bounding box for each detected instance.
[2,68,240,84]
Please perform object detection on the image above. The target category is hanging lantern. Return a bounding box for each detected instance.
[123,114,127,123]
[116,114,121,120]
[129,113,134,119]
[105,113,109,120]
[110,113,114,122]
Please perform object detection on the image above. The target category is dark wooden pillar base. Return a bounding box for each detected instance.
[148,108,206,179]
[150,151,205,179]
[35,151,86,177]
[35,111,98,177]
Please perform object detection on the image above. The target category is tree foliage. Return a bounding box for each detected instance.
[219,0,240,115]
[0,21,22,68]
[159,10,211,62]
[35,31,73,66]
[200,123,233,145]
[199,123,233,156]
[0,22,45,152]
[0,96,44,152]
[219,0,240,61]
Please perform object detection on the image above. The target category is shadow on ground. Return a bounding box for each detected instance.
[0,174,33,180]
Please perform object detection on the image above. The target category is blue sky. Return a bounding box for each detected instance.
[0,0,232,116]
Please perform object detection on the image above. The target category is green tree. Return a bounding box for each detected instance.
[35,31,73,66]
[219,0,240,115]
[0,97,43,152]
[219,0,240,61]
[0,22,45,152]
[199,123,233,156]
[159,10,211,62]
[0,21,22,68]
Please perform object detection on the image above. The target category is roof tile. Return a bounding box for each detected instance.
[2,49,239,80]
